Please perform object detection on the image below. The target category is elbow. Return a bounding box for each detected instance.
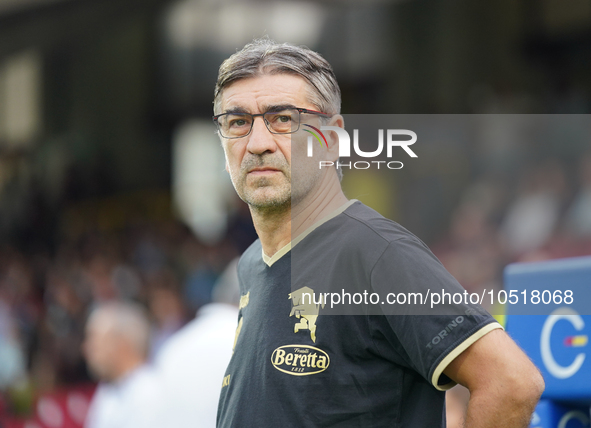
[533,369,545,399]
[532,368,545,401]
[506,363,545,408]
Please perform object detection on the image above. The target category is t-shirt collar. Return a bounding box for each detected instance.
[262,199,357,267]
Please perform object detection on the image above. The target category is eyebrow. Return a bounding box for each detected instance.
[223,106,249,114]
[263,104,297,113]
[223,104,297,114]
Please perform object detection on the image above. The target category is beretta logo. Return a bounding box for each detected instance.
[271,345,330,376]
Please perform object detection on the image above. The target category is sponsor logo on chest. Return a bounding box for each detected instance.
[271,345,330,376]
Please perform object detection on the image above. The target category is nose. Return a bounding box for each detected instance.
[246,116,278,155]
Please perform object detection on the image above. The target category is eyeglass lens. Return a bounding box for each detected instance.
[217,108,300,138]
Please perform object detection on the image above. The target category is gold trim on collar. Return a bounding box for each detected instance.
[262,199,357,267]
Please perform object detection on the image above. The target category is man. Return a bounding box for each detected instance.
[213,38,544,427]
[83,302,163,428]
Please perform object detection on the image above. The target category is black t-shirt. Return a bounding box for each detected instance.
[217,201,501,428]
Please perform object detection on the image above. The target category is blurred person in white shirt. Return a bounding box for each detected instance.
[83,301,163,428]
[154,258,240,428]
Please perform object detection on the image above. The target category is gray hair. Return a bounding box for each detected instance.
[213,37,341,116]
[214,38,344,181]
[88,301,151,357]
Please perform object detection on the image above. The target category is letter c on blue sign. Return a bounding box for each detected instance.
[540,308,586,379]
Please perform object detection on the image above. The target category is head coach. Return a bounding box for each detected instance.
[212,38,544,427]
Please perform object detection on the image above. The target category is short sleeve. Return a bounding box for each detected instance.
[369,238,503,390]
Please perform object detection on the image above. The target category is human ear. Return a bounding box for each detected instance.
[325,114,344,162]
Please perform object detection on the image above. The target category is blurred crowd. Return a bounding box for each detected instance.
[0,211,255,422]
[433,150,591,305]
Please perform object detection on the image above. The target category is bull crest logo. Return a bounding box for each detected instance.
[289,286,325,343]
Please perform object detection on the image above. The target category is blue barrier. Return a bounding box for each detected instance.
[530,400,589,428]
[506,256,591,402]
[505,256,591,316]
[505,256,591,428]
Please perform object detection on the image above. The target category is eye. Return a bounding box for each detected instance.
[266,112,292,124]
[228,116,251,128]
[230,119,245,127]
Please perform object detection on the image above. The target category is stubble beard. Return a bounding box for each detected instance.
[290,164,322,208]
[232,155,292,215]
[230,153,323,216]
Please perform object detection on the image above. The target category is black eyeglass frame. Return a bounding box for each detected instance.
[212,107,331,139]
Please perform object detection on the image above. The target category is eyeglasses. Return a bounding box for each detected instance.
[212,107,330,139]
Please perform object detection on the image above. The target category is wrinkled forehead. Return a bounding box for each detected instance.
[218,73,318,113]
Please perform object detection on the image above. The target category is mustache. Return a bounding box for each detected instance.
[241,154,289,173]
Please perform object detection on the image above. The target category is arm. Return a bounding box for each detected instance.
[443,329,545,428]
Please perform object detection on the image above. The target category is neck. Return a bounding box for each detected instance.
[251,172,348,257]
[250,205,291,257]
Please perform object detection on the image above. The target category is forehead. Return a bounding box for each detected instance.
[220,74,315,113]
